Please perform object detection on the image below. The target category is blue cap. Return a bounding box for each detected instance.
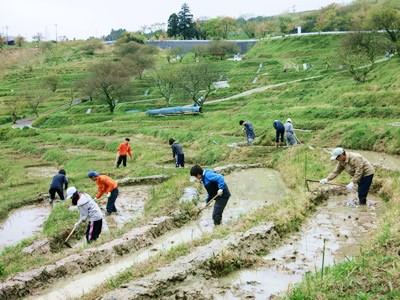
[88,171,99,178]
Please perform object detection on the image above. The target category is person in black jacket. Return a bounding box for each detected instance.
[49,169,68,203]
[273,120,285,148]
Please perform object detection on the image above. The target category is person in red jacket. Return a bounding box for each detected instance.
[116,138,132,168]
[88,171,119,215]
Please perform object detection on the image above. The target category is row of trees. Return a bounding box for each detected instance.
[162,1,399,42]
[77,40,223,112]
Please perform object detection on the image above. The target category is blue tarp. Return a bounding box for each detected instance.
[146,106,202,116]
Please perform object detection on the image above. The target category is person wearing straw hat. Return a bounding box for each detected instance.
[319,147,375,205]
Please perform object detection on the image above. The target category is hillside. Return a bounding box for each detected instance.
[0,35,399,299]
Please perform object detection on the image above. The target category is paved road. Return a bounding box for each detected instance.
[8,99,82,129]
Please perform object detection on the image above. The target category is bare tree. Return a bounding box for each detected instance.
[2,96,24,124]
[82,61,131,113]
[178,62,219,106]
[152,65,180,106]
[42,74,59,92]
[20,89,46,117]
[122,46,158,79]
[337,32,382,83]
[207,41,240,60]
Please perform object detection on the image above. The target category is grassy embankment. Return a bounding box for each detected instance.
[0,35,399,297]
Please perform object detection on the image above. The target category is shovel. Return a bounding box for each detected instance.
[64,225,77,248]
[197,194,219,216]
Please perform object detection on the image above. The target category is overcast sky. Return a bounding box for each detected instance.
[1,0,353,41]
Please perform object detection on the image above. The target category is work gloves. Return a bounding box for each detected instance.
[106,192,111,197]
[346,182,354,191]
[319,178,329,184]
[93,197,98,202]
[74,222,81,228]
[217,189,223,196]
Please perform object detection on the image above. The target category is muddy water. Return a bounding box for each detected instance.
[354,150,400,171]
[101,186,149,229]
[28,168,287,299]
[0,205,51,250]
[215,194,383,299]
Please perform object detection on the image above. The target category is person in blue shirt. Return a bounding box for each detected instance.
[239,120,255,146]
[49,169,68,203]
[190,165,231,225]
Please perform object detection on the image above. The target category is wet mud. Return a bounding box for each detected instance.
[20,167,287,299]
[25,165,59,178]
[214,194,382,299]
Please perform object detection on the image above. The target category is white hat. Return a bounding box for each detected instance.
[66,186,77,199]
[330,147,344,160]
[286,118,292,123]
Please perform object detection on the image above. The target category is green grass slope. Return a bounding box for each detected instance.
[0,35,399,298]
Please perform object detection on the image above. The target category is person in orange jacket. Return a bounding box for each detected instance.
[88,171,119,215]
[116,138,132,168]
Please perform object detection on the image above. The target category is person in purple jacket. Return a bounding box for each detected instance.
[190,165,231,225]
[48,169,68,203]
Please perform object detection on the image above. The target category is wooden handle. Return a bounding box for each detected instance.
[64,225,76,243]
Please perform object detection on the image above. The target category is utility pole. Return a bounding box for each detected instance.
[55,24,58,42]
[5,25,8,43]
[292,5,296,13]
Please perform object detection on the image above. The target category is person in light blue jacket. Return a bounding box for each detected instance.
[190,165,231,225]
[284,118,297,146]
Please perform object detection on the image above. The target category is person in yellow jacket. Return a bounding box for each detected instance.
[88,171,119,215]
[319,147,375,205]
[116,138,132,168]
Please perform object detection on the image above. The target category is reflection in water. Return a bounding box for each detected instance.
[216,194,382,299]
[28,168,287,300]
[0,205,51,250]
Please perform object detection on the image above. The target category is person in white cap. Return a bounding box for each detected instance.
[319,147,375,205]
[66,186,103,242]
[284,118,297,146]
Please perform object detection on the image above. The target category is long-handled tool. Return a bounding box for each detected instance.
[114,152,119,167]
[306,179,345,187]
[197,194,219,216]
[305,179,345,191]
[64,225,77,248]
